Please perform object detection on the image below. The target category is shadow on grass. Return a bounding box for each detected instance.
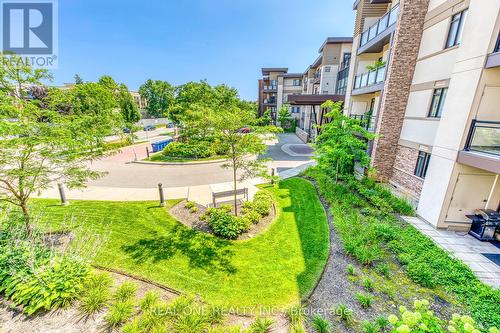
[121,224,237,274]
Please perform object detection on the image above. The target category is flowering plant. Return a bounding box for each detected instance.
[388,300,498,333]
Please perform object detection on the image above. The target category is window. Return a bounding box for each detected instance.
[414,151,431,179]
[495,32,500,53]
[446,9,468,48]
[324,66,331,73]
[293,79,302,86]
[428,88,448,118]
[289,106,300,114]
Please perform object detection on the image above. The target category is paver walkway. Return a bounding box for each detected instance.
[404,216,500,289]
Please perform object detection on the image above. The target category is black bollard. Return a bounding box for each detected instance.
[158,183,165,207]
[57,183,68,206]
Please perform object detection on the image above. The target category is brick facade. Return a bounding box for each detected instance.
[371,0,430,181]
[391,145,424,197]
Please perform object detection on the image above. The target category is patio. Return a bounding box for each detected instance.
[404,216,500,289]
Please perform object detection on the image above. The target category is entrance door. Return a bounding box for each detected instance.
[446,174,496,223]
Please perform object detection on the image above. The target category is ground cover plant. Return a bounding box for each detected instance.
[306,168,500,329]
[31,178,330,310]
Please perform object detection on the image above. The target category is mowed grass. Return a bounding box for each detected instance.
[32,178,329,310]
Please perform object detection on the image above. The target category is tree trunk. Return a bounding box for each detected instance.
[233,165,238,216]
[20,201,32,237]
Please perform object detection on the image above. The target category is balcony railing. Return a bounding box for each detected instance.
[263,85,277,91]
[350,114,377,131]
[354,65,386,90]
[263,97,276,104]
[464,120,500,156]
[360,4,400,48]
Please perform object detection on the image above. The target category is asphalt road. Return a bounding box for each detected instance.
[88,133,313,188]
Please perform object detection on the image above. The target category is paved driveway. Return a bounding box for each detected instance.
[90,133,313,188]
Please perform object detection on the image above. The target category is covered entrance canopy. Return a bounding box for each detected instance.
[288,94,345,140]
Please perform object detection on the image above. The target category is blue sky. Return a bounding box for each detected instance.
[53,0,355,101]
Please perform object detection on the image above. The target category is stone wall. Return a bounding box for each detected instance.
[391,145,424,196]
[371,0,431,181]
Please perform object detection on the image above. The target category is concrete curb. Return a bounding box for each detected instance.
[131,158,228,166]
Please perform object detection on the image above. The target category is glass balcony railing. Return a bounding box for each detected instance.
[263,85,277,91]
[353,65,386,90]
[360,4,400,48]
[464,120,500,156]
[350,114,377,131]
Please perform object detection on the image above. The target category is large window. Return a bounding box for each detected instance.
[290,106,300,114]
[428,88,448,118]
[293,79,302,86]
[414,151,431,179]
[446,9,468,48]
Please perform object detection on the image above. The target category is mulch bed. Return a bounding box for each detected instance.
[169,200,277,240]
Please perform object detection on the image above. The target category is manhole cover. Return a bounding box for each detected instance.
[289,145,313,155]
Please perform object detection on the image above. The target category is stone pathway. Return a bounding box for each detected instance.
[403,216,500,289]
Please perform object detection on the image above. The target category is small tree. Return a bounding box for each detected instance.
[74,74,84,85]
[117,84,141,125]
[277,105,292,125]
[213,107,274,215]
[314,100,375,183]
[0,55,115,234]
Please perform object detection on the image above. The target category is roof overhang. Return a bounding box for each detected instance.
[261,68,288,75]
[318,37,354,53]
[288,94,345,106]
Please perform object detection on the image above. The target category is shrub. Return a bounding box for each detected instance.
[375,316,388,330]
[335,304,353,322]
[0,223,89,315]
[79,273,113,316]
[241,201,255,215]
[287,305,305,326]
[347,264,356,276]
[105,300,135,329]
[363,321,378,333]
[362,277,374,291]
[406,260,435,288]
[204,305,225,325]
[249,317,275,333]
[375,262,390,278]
[311,315,331,333]
[290,324,307,333]
[173,312,208,333]
[207,208,250,239]
[113,281,138,302]
[356,293,374,308]
[244,210,261,225]
[162,141,215,159]
[139,290,160,312]
[253,192,273,216]
[185,201,196,209]
[190,206,199,213]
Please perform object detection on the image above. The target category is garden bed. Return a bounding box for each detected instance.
[169,199,277,240]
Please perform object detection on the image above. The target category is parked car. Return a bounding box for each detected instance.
[123,128,131,134]
[144,124,156,131]
[238,127,252,133]
[166,122,175,128]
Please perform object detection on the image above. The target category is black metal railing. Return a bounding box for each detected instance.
[350,114,377,131]
[360,4,400,48]
[464,120,500,156]
[354,65,386,90]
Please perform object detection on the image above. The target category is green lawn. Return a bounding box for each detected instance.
[33,178,329,311]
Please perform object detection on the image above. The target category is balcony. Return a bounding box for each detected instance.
[263,97,277,105]
[485,34,500,68]
[358,4,399,54]
[350,114,377,132]
[352,65,386,95]
[458,120,500,174]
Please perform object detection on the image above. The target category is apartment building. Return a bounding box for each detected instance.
[293,37,353,142]
[344,0,500,230]
[258,68,287,120]
[276,73,303,119]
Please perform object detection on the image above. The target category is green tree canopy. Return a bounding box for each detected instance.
[139,79,175,118]
[314,100,376,182]
[0,55,117,233]
[117,84,141,125]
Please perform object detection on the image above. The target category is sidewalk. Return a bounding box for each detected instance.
[404,216,500,289]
